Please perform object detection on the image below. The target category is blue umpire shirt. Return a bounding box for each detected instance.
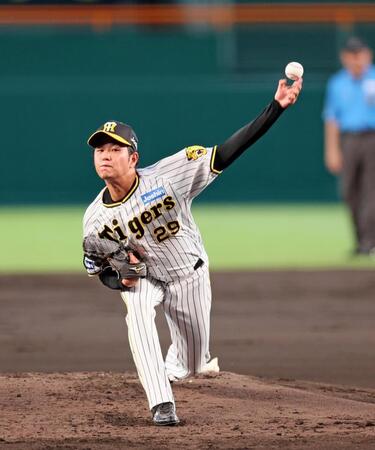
[323,64,375,132]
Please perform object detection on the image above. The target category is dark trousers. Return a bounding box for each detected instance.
[340,131,375,252]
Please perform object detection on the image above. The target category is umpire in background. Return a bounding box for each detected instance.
[324,36,375,255]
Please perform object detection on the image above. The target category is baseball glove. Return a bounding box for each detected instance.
[83,235,147,280]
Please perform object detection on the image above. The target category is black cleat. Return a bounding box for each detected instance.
[151,402,180,426]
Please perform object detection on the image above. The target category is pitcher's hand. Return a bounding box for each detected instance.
[274,77,303,108]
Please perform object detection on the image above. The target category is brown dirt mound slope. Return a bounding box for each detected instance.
[0,371,375,450]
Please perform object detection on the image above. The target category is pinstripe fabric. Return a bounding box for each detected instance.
[164,265,212,380]
[83,145,219,411]
[121,277,174,409]
[120,266,212,408]
[83,147,219,283]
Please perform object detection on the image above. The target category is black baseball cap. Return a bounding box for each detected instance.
[87,120,138,152]
[342,36,368,53]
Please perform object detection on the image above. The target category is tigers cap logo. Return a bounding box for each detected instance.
[102,122,117,133]
[87,120,139,151]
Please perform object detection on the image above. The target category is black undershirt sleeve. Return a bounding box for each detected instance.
[99,266,123,290]
[213,99,285,172]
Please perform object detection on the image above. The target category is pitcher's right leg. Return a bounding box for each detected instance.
[121,277,174,410]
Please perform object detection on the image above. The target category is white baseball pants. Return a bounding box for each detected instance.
[121,265,212,410]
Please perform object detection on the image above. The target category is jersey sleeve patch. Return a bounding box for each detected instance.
[185,145,207,161]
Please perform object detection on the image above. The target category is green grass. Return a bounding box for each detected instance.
[1,204,374,274]
[0,206,85,273]
[194,204,375,269]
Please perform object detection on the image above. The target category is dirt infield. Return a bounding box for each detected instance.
[1,371,375,450]
[1,270,375,448]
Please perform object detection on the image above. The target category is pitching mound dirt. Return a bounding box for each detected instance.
[1,371,374,449]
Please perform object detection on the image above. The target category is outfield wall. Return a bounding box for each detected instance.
[1,16,374,204]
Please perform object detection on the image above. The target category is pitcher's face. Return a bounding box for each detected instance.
[94,143,138,181]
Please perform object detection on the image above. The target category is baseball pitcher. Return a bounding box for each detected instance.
[82,77,302,425]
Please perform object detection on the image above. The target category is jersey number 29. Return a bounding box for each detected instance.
[154,220,180,243]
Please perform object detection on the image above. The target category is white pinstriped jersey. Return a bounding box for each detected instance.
[83,146,220,283]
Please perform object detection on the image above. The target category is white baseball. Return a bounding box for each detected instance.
[285,62,304,80]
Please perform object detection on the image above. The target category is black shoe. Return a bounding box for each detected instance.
[350,247,370,257]
[151,402,180,426]
[353,247,375,257]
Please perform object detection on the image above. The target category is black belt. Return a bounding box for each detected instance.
[341,130,375,136]
[194,258,204,270]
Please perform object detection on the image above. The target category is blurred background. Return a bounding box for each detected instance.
[1,0,375,270]
[1,1,375,386]
[2,0,372,203]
